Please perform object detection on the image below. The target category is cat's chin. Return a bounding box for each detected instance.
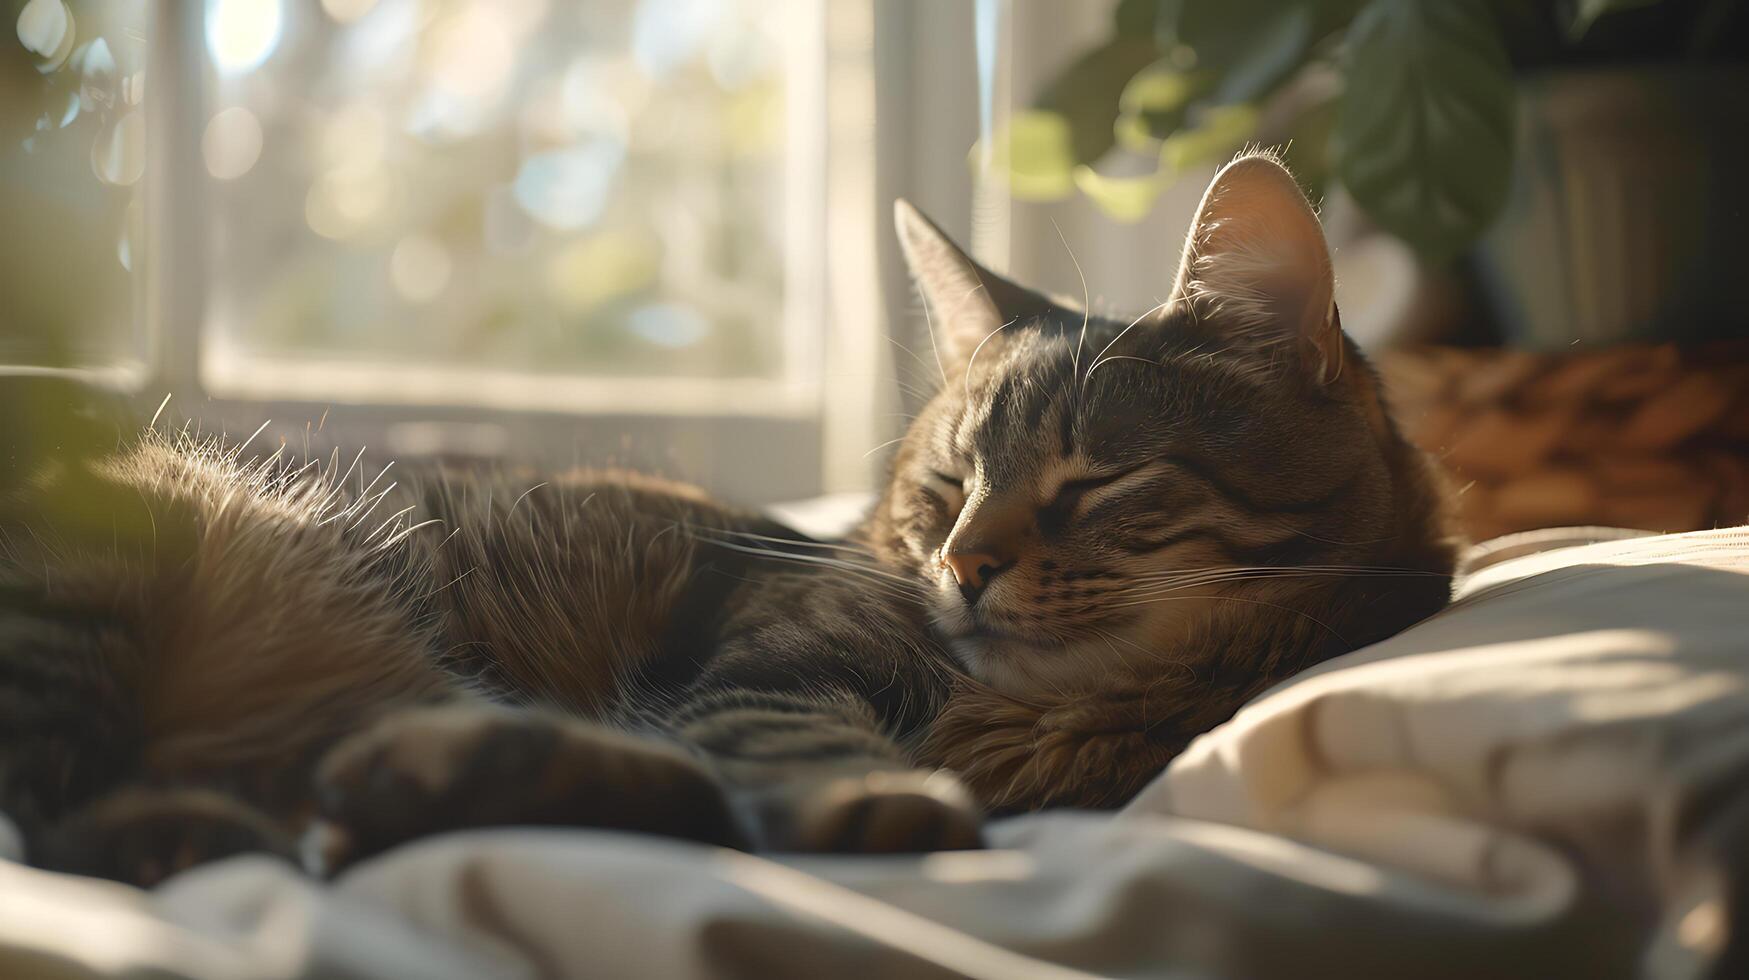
[932,597,1115,696]
[945,631,1093,698]
[946,635,1029,693]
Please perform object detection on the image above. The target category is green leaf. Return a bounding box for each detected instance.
[1074,165,1173,222]
[1114,109,1167,153]
[1568,0,1664,40]
[1114,0,1160,37]
[980,110,1079,200]
[1120,63,1202,118]
[1334,0,1514,261]
[1278,94,1339,200]
[1114,60,1206,146]
[1160,0,1317,103]
[1074,104,1256,223]
[1198,4,1317,104]
[980,35,1158,199]
[1035,37,1161,166]
[1161,104,1258,171]
[1311,0,1371,34]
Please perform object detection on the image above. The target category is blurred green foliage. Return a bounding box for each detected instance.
[982,0,1749,262]
[2,0,148,370]
[0,377,138,547]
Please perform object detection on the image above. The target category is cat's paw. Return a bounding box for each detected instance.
[918,683,1188,811]
[769,770,984,854]
[314,705,744,872]
[34,788,297,888]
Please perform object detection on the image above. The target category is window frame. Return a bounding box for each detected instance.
[105,0,908,505]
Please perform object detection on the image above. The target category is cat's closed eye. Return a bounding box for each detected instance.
[1042,464,1146,526]
[924,470,967,509]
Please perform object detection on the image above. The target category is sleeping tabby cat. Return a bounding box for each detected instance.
[0,155,1455,886]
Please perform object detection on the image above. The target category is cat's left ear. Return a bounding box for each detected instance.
[895,200,1055,367]
[1165,153,1342,386]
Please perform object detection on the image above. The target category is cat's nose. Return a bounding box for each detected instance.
[944,550,1009,603]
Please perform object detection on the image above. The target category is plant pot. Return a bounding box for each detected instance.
[1473,66,1749,348]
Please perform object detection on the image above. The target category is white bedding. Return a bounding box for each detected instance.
[5,526,1748,979]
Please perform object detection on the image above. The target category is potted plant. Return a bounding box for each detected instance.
[993,0,1749,345]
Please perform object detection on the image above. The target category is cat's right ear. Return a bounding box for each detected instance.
[1163,153,1343,386]
[894,200,1053,366]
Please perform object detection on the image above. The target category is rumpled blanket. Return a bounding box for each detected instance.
[4,526,1747,979]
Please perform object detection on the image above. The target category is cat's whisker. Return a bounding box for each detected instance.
[699,527,881,557]
[1084,354,1165,377]
[885,334,940,378]
[893,379,937,405]
[962,317,1017,401]
[1051,218,1092,402]
[1107,571,1364,601]
[1103,567,1435,605]
[1085,299,1172,384]
[1105,593,1348,644]
[1120,563,1452,586]
[913,271,952,391]
[702,541,926,598]
[863,436,908,459]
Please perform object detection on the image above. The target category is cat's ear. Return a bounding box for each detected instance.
[1166,153,1342,386]
[894,200,1054,365]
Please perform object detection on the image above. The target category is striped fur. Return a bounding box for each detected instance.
[0,156,1455,883]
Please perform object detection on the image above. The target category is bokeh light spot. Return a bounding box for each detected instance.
[513,143,624,230]
[631,0,724,78]
[544,232,659,312]
[409,3,514,139]
[118,200,142,271]
[484,185,536,255]
[203,106,264,180]
[319,0,379,24]
[206,0,283,76]
[390,235,452,303]
[305,167,390,239]
[626,303,708,348]
[55,89,79,127]
[17,0,75,73]
[90,109,145,186]
[323,103,386,172]
[73,37,115,113]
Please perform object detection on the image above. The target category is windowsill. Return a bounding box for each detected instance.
[201,353,822,419]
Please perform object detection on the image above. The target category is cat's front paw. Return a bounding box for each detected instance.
[766,770,983,854]
[918,683,1187,811]
[314,705,744,872]
[35,788,297,888]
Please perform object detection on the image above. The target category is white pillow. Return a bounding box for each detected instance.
[1125,526,1749,966]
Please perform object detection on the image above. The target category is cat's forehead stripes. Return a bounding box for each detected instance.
[961,371,1077,487]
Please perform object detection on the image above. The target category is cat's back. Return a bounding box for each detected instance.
[0,433,455,806]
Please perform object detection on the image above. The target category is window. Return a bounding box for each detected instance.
[199,0,814,413]
[4,0,900,504]
[3,0,150,378]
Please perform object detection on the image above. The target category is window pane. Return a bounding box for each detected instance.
[1,0,149,370]
[203,0,795,384]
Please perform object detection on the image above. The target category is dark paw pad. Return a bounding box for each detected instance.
[36,789,296,888]
[315,706,742,872]
[785,770,984,854]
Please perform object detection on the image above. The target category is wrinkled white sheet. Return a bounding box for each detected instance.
[5,526,1748,979]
